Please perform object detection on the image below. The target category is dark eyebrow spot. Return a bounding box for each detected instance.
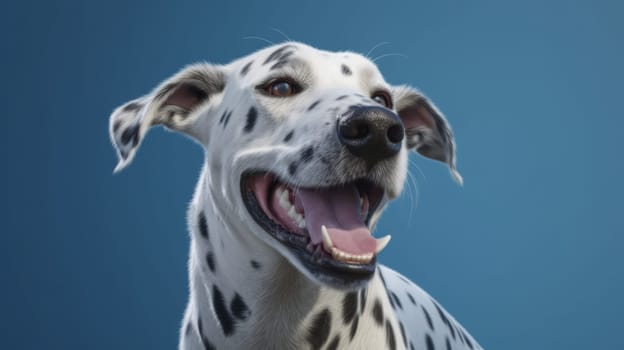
[263,45,296,65]
[341,64,352,75]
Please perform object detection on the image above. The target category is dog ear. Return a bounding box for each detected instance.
[109,63,225,172]
[393,85,462,184]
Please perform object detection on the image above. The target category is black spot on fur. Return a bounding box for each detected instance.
[219,110,232,128]
[460,328,474,349]
[206,252,215,272]
[308,100,321,111]
[398,274,411,284]
[349,315,359,341]
[359,288,367,313]
[301,146,314,163]
[120,124,140,147]
[432,300,456,340]
[341,64,352,75]
[326,335,340,350]
[399,321,407,348]
[198,212,209,239]
[378,268,387,287]
[122,102,142,112]
[426,333,436,350]
[342,292,358,324]
[212,285,234,336]
[197,317,216,350]
[422,305,434,331]
[244,107,257,133]
[446,337,453,350]
[230,293,251,320]
[387,293,396,309]
[336,95,348,101]
[390,291,403,310]
[240,61,253,76]
[288,162,298,176]
[112,120,122,132]
[250,260,261,269]
[407,292,416,305]
[284,130,294,142]
[386,321,396,350]
[372,299,384,325]
[307,308,331,350]
[458,329,467,345]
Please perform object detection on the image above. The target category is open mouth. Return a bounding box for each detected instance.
[241,171,390,287]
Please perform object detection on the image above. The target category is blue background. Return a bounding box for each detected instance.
[3,0,623,349]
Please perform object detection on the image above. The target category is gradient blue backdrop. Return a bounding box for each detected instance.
[3,1,623,349]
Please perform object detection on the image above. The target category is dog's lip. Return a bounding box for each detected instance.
[240,171,382,285]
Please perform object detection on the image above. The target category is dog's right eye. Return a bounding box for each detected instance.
[260,78,302,97]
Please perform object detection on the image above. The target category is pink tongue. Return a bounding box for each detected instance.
[297,185,376,255]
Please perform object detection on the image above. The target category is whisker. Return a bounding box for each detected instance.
[408,157,426,181]
[371,53,408,63]
[242,36,275,46]
[365,41,391,59]
[270,27,292,42]
[405,167,420,224]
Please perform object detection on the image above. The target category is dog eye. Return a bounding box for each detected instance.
[371,91,393,109]
[262,78,302,97]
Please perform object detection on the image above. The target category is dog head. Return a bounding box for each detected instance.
[110,42,461,289]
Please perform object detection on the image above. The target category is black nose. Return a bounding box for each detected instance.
[337,106,405,166]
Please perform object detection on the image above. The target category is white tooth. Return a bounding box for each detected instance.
[288,206,298,219]
[278,189,289,210]
[322,225,333,251]
[375,235,392,254]
[276,188,284,204]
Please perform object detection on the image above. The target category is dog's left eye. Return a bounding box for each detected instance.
[260,78,302,97]
[371,91,393,109]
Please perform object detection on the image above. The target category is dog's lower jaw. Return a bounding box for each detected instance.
[179,174,397,350]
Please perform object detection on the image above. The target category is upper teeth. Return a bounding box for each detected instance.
[277,188,306,228]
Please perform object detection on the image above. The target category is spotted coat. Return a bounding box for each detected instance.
[109,42,480,350]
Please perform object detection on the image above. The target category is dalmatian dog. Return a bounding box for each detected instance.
[109,42,482,350]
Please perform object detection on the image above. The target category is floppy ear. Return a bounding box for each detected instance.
[109,63,225,172]
[393,85,463,185]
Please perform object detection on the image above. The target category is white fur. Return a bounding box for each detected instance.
[109,42,481,350]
